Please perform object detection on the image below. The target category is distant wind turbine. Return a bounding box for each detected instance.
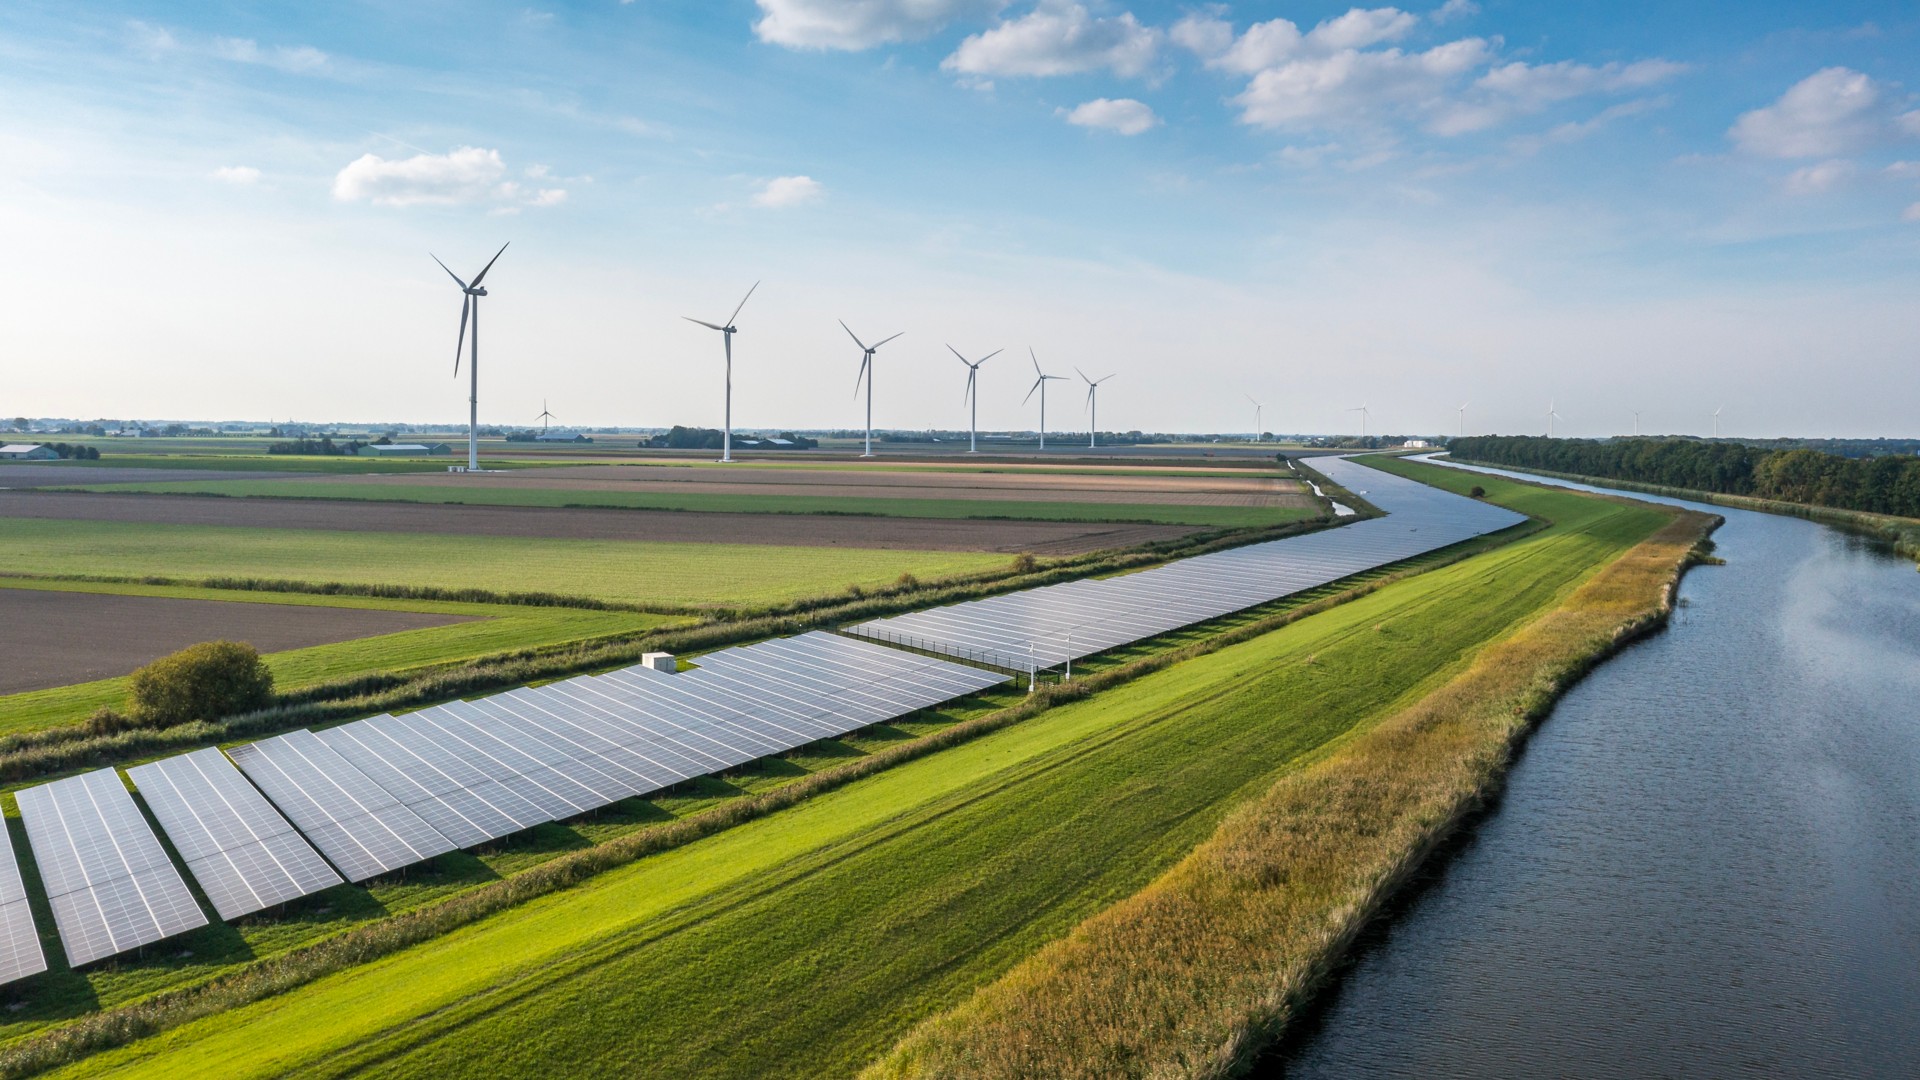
[682,281,759,463]
[1246,393,1264,443]
[1347,403,1370,438]
[842,321,903,458]
[1458,401,1469,438]
[1547,399,1564,437]
[536,399,556,433]
[1077,368,1116,448]
[1024,349,1068,450]
[430,241,509,472]
[1712,406,1722,439]
[949,345,1002,453]
[1633,409,1641,437]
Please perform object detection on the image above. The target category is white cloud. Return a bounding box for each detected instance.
[1431,0,1479,23]
[1783,159,1854,195]
[1729,67,1900,158]
[1430,58,1684,135]
[1886,160,1920,179]
[1904,202,1920,222]
[332,147,569,209]
[209,165,261,185]
[753,175,824,208]
[1231,38,1494,131]
[1061,97,1160,135]
[754,0,1004,50]
[1169,9,1233,58]
[1308,7,1418,52]
[944,2,1160,79]
[210,36,329,73]
[1176,7,1418,75]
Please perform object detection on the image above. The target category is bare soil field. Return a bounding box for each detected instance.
[0,587,478,694]
[0,464,313,487]
[0,492,1197,554]
[299,464,1316,508]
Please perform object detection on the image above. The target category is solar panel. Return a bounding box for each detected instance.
[127,748,343,920]
[848,455,1526,670]
[0,816,46,986]
[227,731,455,882]
[316,719,544,848]
[15,768,208,966]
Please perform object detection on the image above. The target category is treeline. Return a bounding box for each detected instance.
[643,426,816,450]
[40,443,101,460]
[1452,436,1920,518]
[267,436,368,455]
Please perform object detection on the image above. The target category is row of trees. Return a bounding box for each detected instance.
[267,436,368,455]
[643,426,817,450]
[1451,436,1920,519]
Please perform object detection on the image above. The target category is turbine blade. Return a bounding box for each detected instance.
[947,344,968,365]
[978,349,1001,364]
[839,319,868,352]
[468,241,510,288]
[453,294,470,376]
[431,254,469,291]
[1075,366,1092,384]
[872,331,904,349]
[854,355,869,397]
[1023,377,1043,405]
[727,280,759,326]
[1031,348,1042,377]
[683,316,726,331]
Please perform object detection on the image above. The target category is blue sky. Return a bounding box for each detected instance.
[2,1,1917,438]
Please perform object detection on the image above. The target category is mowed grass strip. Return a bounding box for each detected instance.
[868,464,1711,1080]
[51,475,1664,1079]
[0,580,682,737]
[0,519,1009,608]
[58,480,1308,529]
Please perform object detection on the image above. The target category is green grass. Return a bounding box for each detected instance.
[50,470,1665,1079]
[0,519,1011,609]
[57,479,1311,529]
[37,455,546,474]
[0,580,684,737]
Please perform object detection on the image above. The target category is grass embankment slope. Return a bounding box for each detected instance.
[57,480,1306,530]
[50,464,1671,1080]
[0,519,1008,608]
[870,458,1716,1080]
[0,580,681,738]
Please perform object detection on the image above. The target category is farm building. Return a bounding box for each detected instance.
[356,442,452,457]
[0,443,58,460]
[535,432,593,443]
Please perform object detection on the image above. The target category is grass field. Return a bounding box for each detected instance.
[56,480,1309,529]
[0,519,1012,609]
[0,580,685,737]
[46,467,1668,1079]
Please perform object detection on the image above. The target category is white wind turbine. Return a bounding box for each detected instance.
[1712,406,1723,438]
[431,241,509,472]
[842,320,903,459]
[1247,393,1264,443]
[1633,409,1641,437]
[950,345,1001,453]
[1347,403,1370,437]
[1458,401,1469,438]
[682,282,759,463]
[1547,399,1564,437]
[1077,367,1115,448]
[536,399,556,433]
[1024,349,1068,450]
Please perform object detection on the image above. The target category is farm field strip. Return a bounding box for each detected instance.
[46,470,1666,1079]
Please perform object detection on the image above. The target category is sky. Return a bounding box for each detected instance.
[1,1,1917,439]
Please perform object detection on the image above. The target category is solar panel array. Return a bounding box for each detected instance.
[849,455,1527,670]
[15,769,207,967]
[126,748,342,920]
[0,818,47,986]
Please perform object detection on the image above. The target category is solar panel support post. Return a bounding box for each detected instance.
[1064,633,1072,682]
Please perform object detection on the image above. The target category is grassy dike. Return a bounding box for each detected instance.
[866,460,1717,1080]
[25,463,1676,1079]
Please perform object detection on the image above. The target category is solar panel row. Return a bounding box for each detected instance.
[848,455,1528,671]
[0,818,46,986]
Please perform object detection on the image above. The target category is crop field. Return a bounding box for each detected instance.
[0,580,683,736]
[43,467,1669,1078]
[0,518,1013,609]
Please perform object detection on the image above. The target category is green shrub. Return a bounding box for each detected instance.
[128,641,275,728]
[84,706,132,736]
[1469,485,1487,498]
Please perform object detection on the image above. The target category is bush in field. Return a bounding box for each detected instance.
[1469,485,1487,498]
[128,641,275,728]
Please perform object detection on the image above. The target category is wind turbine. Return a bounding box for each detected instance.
[949,345,1001,453]
[1076,367,1115,448]
[1246,394,1264,443]
[682,282,759,463]
[1023,349,1067,450]
[1347,403,1370,438]
[431,241,509,472]
[1547,399,1564,437]
[1457,401,1469,438]
[536,399,556,433]
[1633,409,1641,437]
[1712,406,1722,439]
[842,321,903,458]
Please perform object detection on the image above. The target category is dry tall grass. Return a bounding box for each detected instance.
[866,508,1717,1080]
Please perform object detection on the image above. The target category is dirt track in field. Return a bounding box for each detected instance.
[0,587,477,695]
[0,492,1199,555]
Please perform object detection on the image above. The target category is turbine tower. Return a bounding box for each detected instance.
[949,345,1001,453]
[1713,406,1722,439]
[1023,349,1068,450]
[536,399,556,433]
[1458,401,1469,438]
[842,321,903,458]
[1347,403,1370,438]
[431,242,509,472]
[1633,409,1641,437]
[1246,394,1264,443]
[1077,367,1115,448]
[682,282,759,463]
[1547,399,1564,437]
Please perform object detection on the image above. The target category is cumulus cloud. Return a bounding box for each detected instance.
[332,147,567,209]
[210,36,329,73]
[1061,97,1160,135]
[754,0,1004,50]
[1783,159,1854,195]
[1232,38,1494,131]
[1431,58,1685,135]
[752,175,824,208]
[1431,0,1479,23]
[1728,67,1904,158]
[1904,202,1920,222]
[1175,7,1417,75]
[209,165,261,185]
[944,2,1160,79]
